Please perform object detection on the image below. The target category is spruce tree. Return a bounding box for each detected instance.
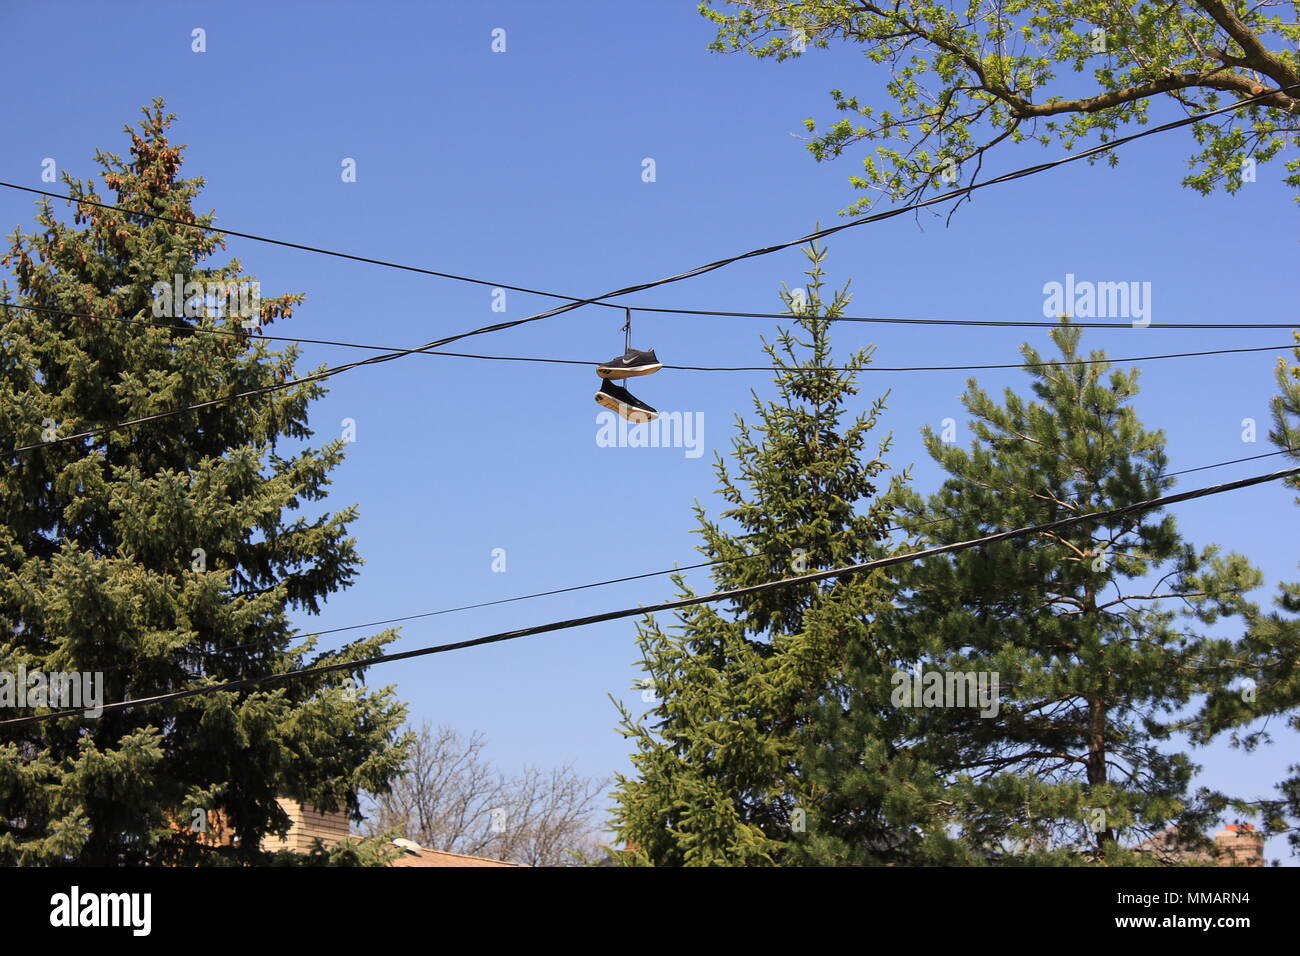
[888,322,1262,863]
[610,242,947,865]
[0,101,410,865]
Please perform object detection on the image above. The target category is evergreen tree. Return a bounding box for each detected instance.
[889,322,1261,863]
[1193,333,1300,854]
[0,101,410,865]
[610,242,949,865]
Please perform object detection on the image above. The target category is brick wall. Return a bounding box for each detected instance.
[262,799,351,853]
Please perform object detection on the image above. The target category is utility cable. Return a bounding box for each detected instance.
[4,86,1295,457]
[0,184,624,311]
[4,83,1292,319]
[9,299,1297,340]
[0,302,1293,460]
[2,461,1296,729]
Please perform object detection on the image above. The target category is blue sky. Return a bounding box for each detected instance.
[2,1,1296,861]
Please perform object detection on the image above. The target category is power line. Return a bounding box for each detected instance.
[569,83,1300,289]
[7,291,1296,660]
[289,445,1287,641]
[9,298,1298,350]
[3,461,1296,729]
[12,281,1295,669]
[1,299,591,455]
[0,186,624,312]
[667,344,1298,372]
[3,86,1293,458]
[137,555,737,666]
[2,303,1295,401]
[57,441,1300,681]
[4,84,1292,323]
[4,301,419,353]
[18,445,1299,680]
[1165,448,1297,478]
[362,342,1298,372]
[624,305,1300,330]
[237,443,1300,657]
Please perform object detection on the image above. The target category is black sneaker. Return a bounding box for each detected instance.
[597,347,662,380]
[595,379,658,423]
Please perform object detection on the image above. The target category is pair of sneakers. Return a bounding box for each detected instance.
[594,348,661,422]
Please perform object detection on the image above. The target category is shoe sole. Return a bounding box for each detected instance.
[594,392,658,423]
[596,363,663,380]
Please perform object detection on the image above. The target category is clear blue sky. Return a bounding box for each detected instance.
[2,1,1296,861]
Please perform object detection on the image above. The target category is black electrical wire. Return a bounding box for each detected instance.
[622,305,1300,330]
[574,83,1300,291]
[13,395,1299,680]
[0,298,591,455]
[272,446,1291,654]
[661,344,1300,372]
[4,84,1292,324]
[4,301,416,353]
[19,443,1300,686]
[220,441,1300,661]
[8,302,1297,364]
[9,299,1297,343]
[9,292,1297,664]
[4,85,1294,459]
[3,461,1296,729]
[1,302,1295,428]
[162,555,737,664]
[361,343,1300,372]
[1164,448,1296,478]
[0,185,625,312]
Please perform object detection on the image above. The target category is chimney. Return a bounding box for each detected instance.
[1213,823,1264,867]
[262,798,351,853]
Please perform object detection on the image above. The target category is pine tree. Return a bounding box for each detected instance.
[1193,333,1300,854]
[609,241,948,865]
[0,101,410,865]
[889,321,1262,863]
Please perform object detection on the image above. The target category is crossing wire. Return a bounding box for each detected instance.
[2,460,1296,729]
[3,85,1295,457]
[3,82,1294,322]
[58,443,1300,680]
[3,302,1294,376]
[5,302,1297,372]
[0,187,624,311]
[8,298,1300,343]
[0,84,1290,310]
[613,305,1300,330]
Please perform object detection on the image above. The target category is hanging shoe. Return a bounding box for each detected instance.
[597,347,662,380]
[595,379,658,423]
